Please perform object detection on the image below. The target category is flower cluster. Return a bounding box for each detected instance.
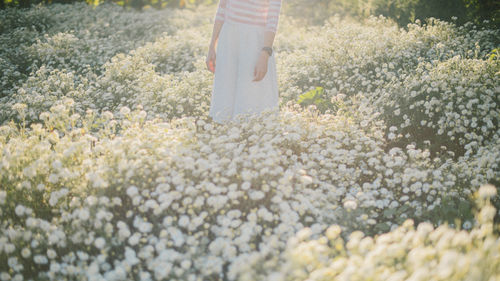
[277,15,499,158]
[0,3,498,280]
[0,101,498,280]
[253,184,499,281]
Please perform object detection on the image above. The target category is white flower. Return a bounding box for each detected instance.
[26,218,36,228]
[249,190,265,201]
[21,248,31,258]
[125,247,139,266]
[462,221,472,230]
[0,191,6,205]
[47,249,57,259]
[0,272,10,281]
[12,103,27,111]
[50,263,61,273]
[139,221,153,233]
[36,184,46,191]
[241,181,251,190]
[33,255,48,265]
[389,201,399,208]
[103,111,114,119]
[79,209,90,221]
[120,106,131,115]
[8,257,18,268]
[77,251,89,261]
[241,170,253,181]
[181,260,192,269]
[178,215,189,228]
[4,243,15,254]
[137,110,147,119]
[119,228,131,240]
[169,227,185,247]
[154,262,173,279]
[94,237,106,249]
[300,175,313,185]
[128,233,140,246]
[48,173,59,184]
[15,205,25,217]
[127,186,139,198]
[478,184,497,199]
[343,200,357,210]
[86,196,98,206]
[296,227,312,241]
[51,160,63,170]
[325,225,342,240]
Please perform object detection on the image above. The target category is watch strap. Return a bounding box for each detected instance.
[262,46,273,56]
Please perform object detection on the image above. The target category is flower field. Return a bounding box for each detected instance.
[0,2,499,280]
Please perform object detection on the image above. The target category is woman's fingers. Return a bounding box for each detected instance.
[254,72,261,81]
[206,50,216,73]
[210,60,215,73]
[255,65,262,81]
[253,68,266,81]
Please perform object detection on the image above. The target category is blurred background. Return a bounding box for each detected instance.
[1,0,499,29]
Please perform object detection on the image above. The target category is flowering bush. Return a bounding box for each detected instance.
[0,3,498,280]
[376,55,499,159]
[277,16,499,158]
[1,101,498,280]
[0,2,210,99]
[251,184,500,281]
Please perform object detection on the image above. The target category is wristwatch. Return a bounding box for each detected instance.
[262,46,273,57]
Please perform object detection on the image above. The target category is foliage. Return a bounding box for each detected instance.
[0,0,215,10]
[254,184,500,281]
[284,0,500,28]
[0,3,498,280]
[0,2,206,99]
[1,99,498,280]
[297,87,338,114]
[278,15,499,159]
[488,48,499,61]
[1,0,499,31]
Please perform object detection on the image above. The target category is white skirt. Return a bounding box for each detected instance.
[209,21,279,124]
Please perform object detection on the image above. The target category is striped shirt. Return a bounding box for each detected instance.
[214,0,282,34]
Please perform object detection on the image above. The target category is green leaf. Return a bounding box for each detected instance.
[383,208,396,217]
[297,87,325,104]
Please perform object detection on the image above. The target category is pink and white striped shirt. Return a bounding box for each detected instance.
[214,0,282,34]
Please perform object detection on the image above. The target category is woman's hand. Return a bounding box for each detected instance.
[206,46,216,73]
[253,51,269,82]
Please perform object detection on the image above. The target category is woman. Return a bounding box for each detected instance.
[206,0,282,124]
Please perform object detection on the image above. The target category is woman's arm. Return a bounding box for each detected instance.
[207,0,226,73]
[264,0,282,42]
[254,0,282,81]
[209,20,224,50]
[262,31,276,49]
[210,0,226,50]
[260,0,281,54]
